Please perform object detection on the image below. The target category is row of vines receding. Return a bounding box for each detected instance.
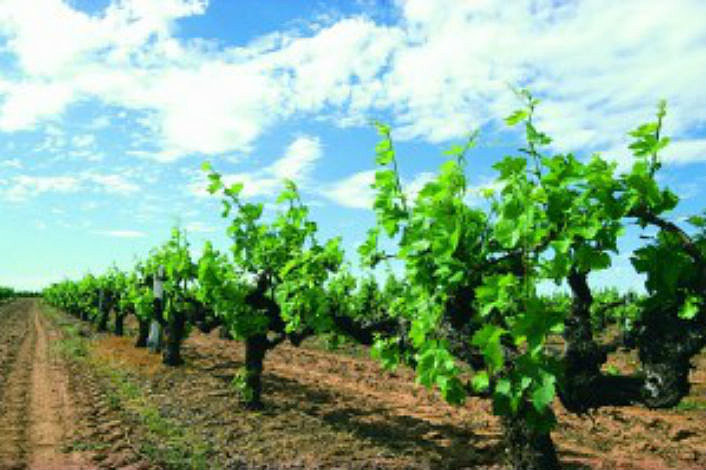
[43,92,706,470]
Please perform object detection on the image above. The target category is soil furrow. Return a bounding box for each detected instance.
[0,300,92,470]
[26,302,90,470]
[0,300,35,469]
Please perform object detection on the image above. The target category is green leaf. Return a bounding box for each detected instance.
[443,144,465,156]
[551,238,571,255]
[221,200,232,218]
[531,374,556,412]
[440,376,466,405]
[505,109,528,126]
[493,156,526,179]
[686,214,706,228]
[495,378,511,396]
[371,337,400,371]
[494,217,521,248]
[476,274,516,317]
[374,128,395,166]
[276,188,297,203]
[526,122,552,146]
[471,371,490,392]
[471,324,506,371]
[207,180,222,194]
[226,182,244,196]
[678,295,701,320]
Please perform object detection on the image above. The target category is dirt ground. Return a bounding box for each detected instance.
[2,299,705,470]
[0,299,92,470]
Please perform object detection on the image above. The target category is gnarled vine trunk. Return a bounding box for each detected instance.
[637,309,705,408]
[560,270,608,412]
[135,317,150,348]
[559,270,675,410]
[114,309,126,336]
[97,291,112,332]
[243,333,268,410]
[641,360,691,408]
[501,409,560,470]
[163,311,186,366]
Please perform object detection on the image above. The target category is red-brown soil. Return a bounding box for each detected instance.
[2,299,705,470]
[91,315,706,470]
[0,299,92,470]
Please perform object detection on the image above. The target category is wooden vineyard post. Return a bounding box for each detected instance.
[147,265,165,353]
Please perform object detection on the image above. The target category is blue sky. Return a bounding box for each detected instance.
[0,0,704,291]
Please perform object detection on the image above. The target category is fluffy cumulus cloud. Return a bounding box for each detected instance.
[322,170,437,210]
[0,0,704,166]
[269,136,323,181]
[662,139,706,165]
[0,81,75,131]
[323,170,376,209]
[189,135,322,199]
[0,0,400,160]
[0,0,208,131]
[376,0,706,161]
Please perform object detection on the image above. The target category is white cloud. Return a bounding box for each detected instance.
[404,171,435,202]
[224,173,280,199]
[71,134,95,148]
[81,172,140,195]
[464,178,505,207]
[2,175,81,201]
[0,0,207,76]
[270,136,322,181]
[33,124,68,154]
[0,81,75,131]
[373,0,706,160]
[661,139,706,165]
[597,137,706,172]
[0,158,22,168]
[189,135,323,199]
[0,171,140,201]
[266,17,404,113]
[188,168,280,200]
[322,170,437,210]
[323,170,375,209]
[0,0,704,167]
[0,2,401,160]
[86,115,111,130]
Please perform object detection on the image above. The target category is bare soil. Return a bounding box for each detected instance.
[90,316,706,470]
[2,299,705,470]
[0,299,92,470]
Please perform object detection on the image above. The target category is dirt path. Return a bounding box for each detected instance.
[0,299,91,470]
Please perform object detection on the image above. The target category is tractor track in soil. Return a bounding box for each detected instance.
[0,299,91,470]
